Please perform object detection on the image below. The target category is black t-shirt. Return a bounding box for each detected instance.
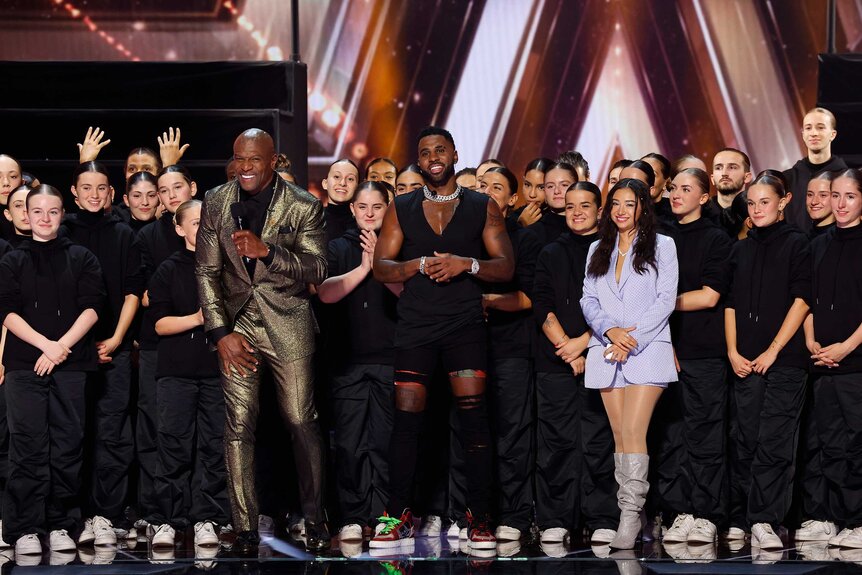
[394,188,488,348]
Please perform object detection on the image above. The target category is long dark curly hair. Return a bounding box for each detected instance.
[587,178,658,278]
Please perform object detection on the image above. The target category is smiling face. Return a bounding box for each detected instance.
[0,156,22,207]
[806,178,833,224]
[125,180,159,222]
[669,172,708,223]
[479,171,516,215]
[233,135,276,195]
[746,184,786,228]
[395,170,424,195]
[322,160,359,205]
[72,171,112,213]
[831,176,862,228]
[802,110,836,155]
[350,187,388,232]
[27,193,64,242]
[565,188,599,235]
[544,167,575,212]
[417,135,457,187]
[610,187,641,235]
[157,171,196,214]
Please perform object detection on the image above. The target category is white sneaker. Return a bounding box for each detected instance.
[90,516,117,546]
[540,541,567,557]
[193,521,219,546]
[540,527,569,543]
[338,523,363,543]
[151,524,176,548]
[796,541,831,561]
[258,514,275,537]
[795,519,838,542]
[688,518,717,543]
[725,526,747,540]
[494,525,521,541]
[497,540,521,557]
[751,523,783,549]
[459,527,468,540]
[664,513,695,543]
[418,515,442,537]
[590,528,616,544]
[841,526,862,549]
[830,527,853,547]
[446,522,460,538]
[0,521,10,549]
[49,529,76,551]
[15,533,42,555]
[78,518,95,545]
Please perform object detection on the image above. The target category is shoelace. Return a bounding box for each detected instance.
[670,515,690,530]
[376,516,402,535]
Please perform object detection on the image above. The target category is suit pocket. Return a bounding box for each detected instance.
[276,230,298,251]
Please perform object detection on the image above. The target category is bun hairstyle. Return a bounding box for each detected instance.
[626,159,656,188]
[750,170,788,197]
[831,167,862,191]
[173,199,202,225]
[676,167,711,195]
[587,178,657,278]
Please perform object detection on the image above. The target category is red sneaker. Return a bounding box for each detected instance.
[467,510,496,550]
[370,509,415,548]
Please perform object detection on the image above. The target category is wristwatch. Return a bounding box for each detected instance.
[468,257,480,275]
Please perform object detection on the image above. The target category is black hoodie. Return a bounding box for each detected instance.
[527,210,567,247]
[783,155,847,233]
[810,224,862,374]
[148,249,219,379]
[137,211,185,350]
[727,220,811,369]
[325,202,356,246]
[325,227,397,367]
[0,237,105,371]
[61,210,144,350]
[532,231,597,373]
[0,237,9,259]
[670,217,732,360]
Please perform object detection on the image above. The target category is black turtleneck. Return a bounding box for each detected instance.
[61,209,144,349]
[532,230,598,373]
[148,248,219,379]
[810,224,862,374]
[527,210,567,247]
[325,201,355,245]
[727,220,811,369]
[670,217,732,360]
[0,237,105,371]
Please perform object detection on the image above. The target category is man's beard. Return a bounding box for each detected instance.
[716,183,742,197]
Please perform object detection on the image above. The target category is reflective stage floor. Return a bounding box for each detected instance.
[6,530,862,574]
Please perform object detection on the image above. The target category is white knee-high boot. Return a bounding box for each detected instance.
[609,453,649,550]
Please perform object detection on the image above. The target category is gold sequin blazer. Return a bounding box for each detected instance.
[195,177,327,361]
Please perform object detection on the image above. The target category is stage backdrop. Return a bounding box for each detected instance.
[1,0,861,194]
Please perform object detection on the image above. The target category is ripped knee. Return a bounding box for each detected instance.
[394,372,428,413]
[449,369,486,380]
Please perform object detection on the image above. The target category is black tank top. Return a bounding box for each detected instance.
[394,187,488,348]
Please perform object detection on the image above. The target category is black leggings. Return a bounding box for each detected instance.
[387,325,493,518]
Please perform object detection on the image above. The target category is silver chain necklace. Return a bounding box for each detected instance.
[423,185,463,203]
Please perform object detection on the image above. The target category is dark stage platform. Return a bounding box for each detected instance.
[7,528,862,574]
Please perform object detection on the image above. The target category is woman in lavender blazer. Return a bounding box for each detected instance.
[579,178,679,549]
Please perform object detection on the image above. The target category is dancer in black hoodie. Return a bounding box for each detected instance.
[515,157,553,228]
[662,168,732,545]
[0,185,104,556]
[527,162,577,247]
[533,182,617,547]
[318,181,399,545]
[3,185,32,247]
[322,159,359,245]
[804,168,862,549]
[0,155,23,242]
[806,171,836,240]
[147,200,230,548]
[725,171,811,549]
[117,171,159,233]
[136,165,196,530]
[63,161,144,543]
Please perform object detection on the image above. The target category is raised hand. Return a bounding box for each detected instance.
[158,127,190,167]
[77,126,111,163]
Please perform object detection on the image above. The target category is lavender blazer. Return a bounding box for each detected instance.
[580,234,679,388]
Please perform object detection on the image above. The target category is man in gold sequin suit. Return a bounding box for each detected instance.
[195,129,329,552]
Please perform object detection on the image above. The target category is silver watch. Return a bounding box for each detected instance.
[468,257,480,275]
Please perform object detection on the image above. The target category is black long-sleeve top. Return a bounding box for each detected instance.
[0,237,105,371]
[325,202,355,246]
[325,228,397,368]
[784,156,847,233]
[137,211,186,350]
[483,219,541,360]
[670,217,732,360]
[148,249,219,379]
[527,211,567,247]
[61,210,144,350]
[810,224,862,374]
[727,220,811,369]
[532,231,597,373]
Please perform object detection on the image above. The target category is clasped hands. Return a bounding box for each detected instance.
[35,339,72,377]
[808,339,850,370]
[422,252,470,283]
[604,326,637,364]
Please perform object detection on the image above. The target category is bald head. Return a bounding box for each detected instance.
[233,129,277,195]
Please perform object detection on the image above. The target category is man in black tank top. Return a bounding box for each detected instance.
[369,126,514,552]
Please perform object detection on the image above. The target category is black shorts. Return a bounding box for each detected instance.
[394,324,487,381]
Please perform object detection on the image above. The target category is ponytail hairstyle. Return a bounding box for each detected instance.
[677,167,711,195]
[831,167,862,191]
[484,166,519,197]
[587,178,657,278]
[750,170,788,198]
[626,159,656,188]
